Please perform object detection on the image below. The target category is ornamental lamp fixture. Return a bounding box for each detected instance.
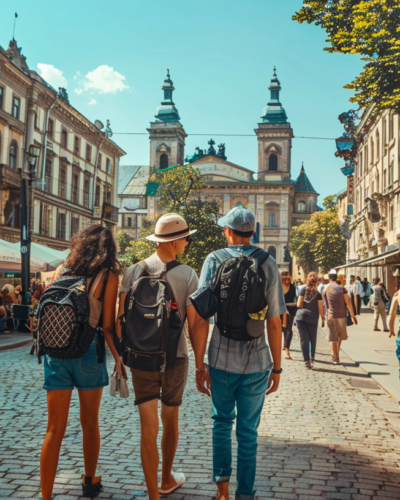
[28,145,40,158]
[335,137,356,157]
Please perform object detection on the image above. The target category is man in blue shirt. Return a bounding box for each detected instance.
[196,206,286,500]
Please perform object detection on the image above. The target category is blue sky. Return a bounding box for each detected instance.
[2,0,363,203]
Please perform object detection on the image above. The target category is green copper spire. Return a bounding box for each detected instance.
[154,70,181,122]
[260,67,288,124]
[295,163,318,194]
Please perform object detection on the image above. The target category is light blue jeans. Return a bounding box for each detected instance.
[209,367,271,500]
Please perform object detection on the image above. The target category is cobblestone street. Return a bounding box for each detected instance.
[1,328,400,500]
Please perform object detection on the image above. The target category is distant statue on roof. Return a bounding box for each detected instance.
[58,87,69,104]
[217,143,226,160]
[208,139,216,155]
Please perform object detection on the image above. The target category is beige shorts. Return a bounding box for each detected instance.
[327,318,348,342]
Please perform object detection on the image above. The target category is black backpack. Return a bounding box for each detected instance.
[213,248,269,341]
[121,260,184,372]
[36,269,107,363]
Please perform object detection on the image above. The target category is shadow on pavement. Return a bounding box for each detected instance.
[254,437,400,499]
[314,367,391,377]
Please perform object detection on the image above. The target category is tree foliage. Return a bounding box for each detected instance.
[116,231,133,254]
[289,203,346,275]
[120,166,226,275]
[293,1,400,114]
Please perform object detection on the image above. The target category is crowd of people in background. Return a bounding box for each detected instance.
[0,279,47,333]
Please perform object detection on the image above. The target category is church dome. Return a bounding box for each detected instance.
[154,70,181,122]
[261,68,288,124]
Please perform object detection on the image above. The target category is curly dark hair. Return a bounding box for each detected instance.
[65,225,121,277]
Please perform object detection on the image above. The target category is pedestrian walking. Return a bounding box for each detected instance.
[355,276,363,314]
[39,226,121,500]
[372,277,390,332]
[322,269,357,364]
[194,206,285,500]
[295,272,325,369]
[116,214,207,500]
[361,277,372,306]
[281,271,297,360]
[380,283,391,314]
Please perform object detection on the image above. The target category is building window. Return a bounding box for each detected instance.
[57,213,66,240]
[48,119,54,140]
[268,245,277,260]
[72,173,79,204]
[389,161,394,186]
[364,145,368,171]
[123,214,137,228]
[61,127,68,148]
[390,206,394,231]
[44,158,53,193]
[74,136,80,156]
[12,96,20,119]
[0,86,3,109]
[389,112,394,140]
[95,184,101,207]
[40,205,52,237]
[86,144,92,162]
[383,117,387,146]
[105,184,112,204]
[268,154,278,171]
[9,140,18,169]
[84,177,90,207]
[97,153,102,169]
[106,158,111,175]
[359,152,363,178]
[370,138,374,164]
[59,167,67,199]
[376,131,380,159]
[160,153,169,169]
[268,212,276,227]
[297,201,306,213]
[383,169,387,189]
[71,217,79,235]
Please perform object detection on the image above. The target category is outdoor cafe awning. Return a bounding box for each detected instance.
[337,248,400,270]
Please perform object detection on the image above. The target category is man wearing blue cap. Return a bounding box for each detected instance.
[196,206,286,500]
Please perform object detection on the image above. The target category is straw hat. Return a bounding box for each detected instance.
[146,213,197,243]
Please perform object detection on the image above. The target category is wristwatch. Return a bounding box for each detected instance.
[272,368,283,375]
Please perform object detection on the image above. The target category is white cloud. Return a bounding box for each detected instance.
[77,65,129,94]
[88,99,97,105]
[74,88,83,95]
[37,63,67,89]
[73,71,80,81]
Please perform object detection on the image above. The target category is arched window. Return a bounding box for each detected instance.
[376,130,380,159]
[297,201,306,213]
[269,212,276,227]
[160,153,169,169]
[268,154,278,171]
[9,140,18,169]
[268,245,277,260]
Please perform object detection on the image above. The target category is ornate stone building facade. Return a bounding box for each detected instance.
[118,70,321,270]
[0,39,125,250]
[337,107,400,294]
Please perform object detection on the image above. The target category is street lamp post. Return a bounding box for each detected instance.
[20,145,40,306]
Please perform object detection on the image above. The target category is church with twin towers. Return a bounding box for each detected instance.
[118,69,321,273]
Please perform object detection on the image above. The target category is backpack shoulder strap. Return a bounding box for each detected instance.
[249,247,269,269]
[213,248,232,264]
[166,260,182,272]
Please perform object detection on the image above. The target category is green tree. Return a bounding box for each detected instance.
[121,166,226,275]
[293,0,400,114]
[116,231,133,254]
[322,194,337,210]
[289,204,346,274]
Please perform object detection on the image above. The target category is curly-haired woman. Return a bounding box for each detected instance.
[295,272,325,369]
[40,225,121,500]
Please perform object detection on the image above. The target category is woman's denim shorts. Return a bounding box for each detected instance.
[43,343,109,391]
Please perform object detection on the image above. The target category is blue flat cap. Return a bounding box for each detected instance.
[217,206,255,233]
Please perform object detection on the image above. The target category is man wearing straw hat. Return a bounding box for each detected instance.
[117,213,209,500]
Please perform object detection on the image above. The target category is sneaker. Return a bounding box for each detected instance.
[310,359,315,369]
[305,361,311,369]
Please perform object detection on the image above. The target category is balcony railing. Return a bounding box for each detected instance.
[84,192,90,208]
[59,180,67,200]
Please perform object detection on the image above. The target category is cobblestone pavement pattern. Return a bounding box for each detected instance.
[1,329,400,500]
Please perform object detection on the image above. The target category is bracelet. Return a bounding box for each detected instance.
[272,368,282,375]
[196,364,208,373]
